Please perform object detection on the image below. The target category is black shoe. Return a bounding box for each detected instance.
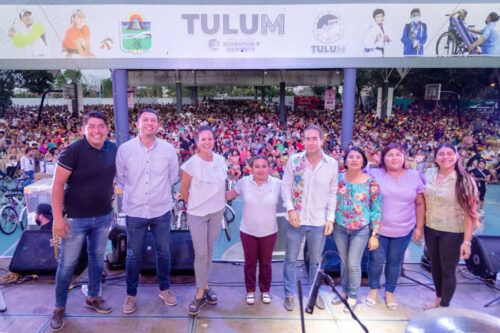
[188,297,208,316]
[204,288,218,305]
[50,308,65,332]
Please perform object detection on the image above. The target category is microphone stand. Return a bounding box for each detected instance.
[323,272,369,333]
[400,266,435,291]
[297,280,306,333]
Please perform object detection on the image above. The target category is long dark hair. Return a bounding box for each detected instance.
[435,143,478,218]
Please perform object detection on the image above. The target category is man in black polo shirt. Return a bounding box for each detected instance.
[50,111,117,332]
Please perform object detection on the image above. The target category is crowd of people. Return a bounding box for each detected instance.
[3,101,496,330]
[1,100,499,185]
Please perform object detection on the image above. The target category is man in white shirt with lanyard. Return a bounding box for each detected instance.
[281,125,338,311]
[116,109,179,314]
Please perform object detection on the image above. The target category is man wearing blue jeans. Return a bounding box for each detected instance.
[50,111,117,332]
[116,108,179,314]
[281,125,338,311]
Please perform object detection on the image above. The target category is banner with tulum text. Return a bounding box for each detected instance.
[0,3,498,69]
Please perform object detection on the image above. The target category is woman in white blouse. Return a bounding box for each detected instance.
[180,125,227,316]
[226,156,281,305]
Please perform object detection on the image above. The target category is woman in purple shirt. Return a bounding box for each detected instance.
[367,143,425,310]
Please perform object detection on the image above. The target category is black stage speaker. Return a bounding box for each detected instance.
[304,236,369,277]
[107,229,194,275]
[9,230,88,275]
[465,235,500,279]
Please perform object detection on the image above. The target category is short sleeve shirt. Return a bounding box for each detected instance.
[424,168,465,233]
[180,153,227,216]
[234,176,281,237]
[58,137,117,218]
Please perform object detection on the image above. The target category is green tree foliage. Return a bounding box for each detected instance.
[53,69,83,88]
[0,70,23,115]
[101,78,113,98]
[17,70,55,95]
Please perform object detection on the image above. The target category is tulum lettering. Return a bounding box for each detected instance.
[311,45,346,54]
[182,14,285,35]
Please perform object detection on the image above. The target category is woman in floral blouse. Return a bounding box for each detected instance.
[332,147,382,312]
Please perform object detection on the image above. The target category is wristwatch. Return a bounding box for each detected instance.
[371,231,380,237]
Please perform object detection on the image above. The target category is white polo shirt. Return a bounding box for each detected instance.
[234,175,281,237]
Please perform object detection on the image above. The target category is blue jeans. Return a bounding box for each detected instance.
[23,170,34,186]
[55,212,112,308]
[125,211,172,296]
[332,224,370,298]
[368,231,413,293]
[283,223,325,297]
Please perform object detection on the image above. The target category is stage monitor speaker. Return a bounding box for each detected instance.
[9,230,88,275]
[465,235,500,279]
[304,236,369,277]
[107,229,195,275]
[141,230,195,275]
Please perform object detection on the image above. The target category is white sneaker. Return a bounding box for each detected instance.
[246,293,256,305]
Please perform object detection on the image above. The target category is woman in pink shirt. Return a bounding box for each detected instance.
[367,143,425,310]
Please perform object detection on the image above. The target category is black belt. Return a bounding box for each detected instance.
[364,47,384,53]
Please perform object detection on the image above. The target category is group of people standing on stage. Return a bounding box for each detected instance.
[48,110,480,331]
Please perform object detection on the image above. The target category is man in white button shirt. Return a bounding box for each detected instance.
[281,125,338,311]
[116,109,179,314]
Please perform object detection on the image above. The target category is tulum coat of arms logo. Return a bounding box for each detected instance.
[120,13,151,54]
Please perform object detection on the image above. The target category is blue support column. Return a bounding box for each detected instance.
[112,69,129,146]
[191,86,198,105]
[176,81,182,113]
[341,68,356,151]
[279,81,286,124]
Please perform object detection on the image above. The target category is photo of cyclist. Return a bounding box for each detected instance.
[468,12,500,55]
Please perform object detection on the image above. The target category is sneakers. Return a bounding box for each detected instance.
[204,288,218,305]
[343,297,358,313]
[261,292,272,304]
[84,296,112,314]
[188,296,208,316]
[50,308,65,332]
[283,296,294,311]
[315,294,325,310]
[246,293,256,305]
[122,296,137,314]
[159,289,178,306]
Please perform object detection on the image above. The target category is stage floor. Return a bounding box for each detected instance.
[0,260,499,333]
[0,186,499,332]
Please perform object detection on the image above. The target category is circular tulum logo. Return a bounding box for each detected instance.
[313,12,344,44]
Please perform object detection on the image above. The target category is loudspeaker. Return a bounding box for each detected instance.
[9,230,88,275]
[465,235,500,279]
[304,236,369,277]
[107,229,195,275]
[141,230,195,274]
